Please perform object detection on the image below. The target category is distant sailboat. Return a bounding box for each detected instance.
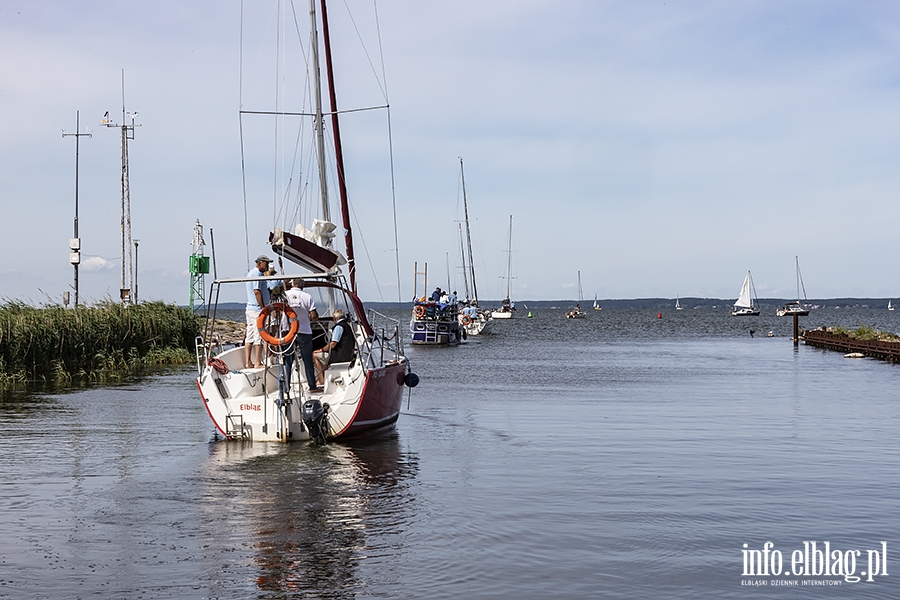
[675,296,683,310]
[889,300,895,311]
[491,215,516,319]
[732,271,760,316]
[457,158,494,336]
[776,256,810,317]
[566,272,586,319]
[593,294,601,311]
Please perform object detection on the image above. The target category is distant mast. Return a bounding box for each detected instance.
[460,158,478,305]
[502,215,513,303]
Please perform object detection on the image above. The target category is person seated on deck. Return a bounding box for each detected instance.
[312,309,354,386]
[431,287,442,303]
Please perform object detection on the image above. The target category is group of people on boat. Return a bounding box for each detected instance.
[244,254,353,393]
[412,286,462,319]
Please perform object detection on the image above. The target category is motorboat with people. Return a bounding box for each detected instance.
[409,266,463,345]
[195,0,416,443]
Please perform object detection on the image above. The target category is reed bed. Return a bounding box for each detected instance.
[828,324,900,342]
[0,301,201,387]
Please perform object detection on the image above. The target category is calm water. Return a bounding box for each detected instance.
[1,307,898,599]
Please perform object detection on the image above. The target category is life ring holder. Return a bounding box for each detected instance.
[414,305,426,318]
[461,315,473,326]
[257,303,299,345]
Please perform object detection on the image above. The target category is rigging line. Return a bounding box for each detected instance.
[347,195,385,303]
[342,0,387,100]
[240,0,251,269]
[240,105,388,117]
[287,0,315,234]
[373,0,402,304]
[274,103,309,230]
[278,118,306,230]
[386,106,401,304]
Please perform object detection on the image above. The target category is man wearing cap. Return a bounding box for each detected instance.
[244,255,272,369]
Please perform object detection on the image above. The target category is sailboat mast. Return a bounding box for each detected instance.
[309,0,330,229]
[504,215,512,301]
[460,158,478,304]
[319,0,356,292]
[457,223,470,301]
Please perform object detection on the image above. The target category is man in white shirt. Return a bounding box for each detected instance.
[285,278,321,392]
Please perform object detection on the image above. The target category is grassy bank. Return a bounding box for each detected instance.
[827,324,900,342]
[0,301,201,387]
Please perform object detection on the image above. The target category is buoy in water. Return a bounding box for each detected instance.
[657,313,662,319]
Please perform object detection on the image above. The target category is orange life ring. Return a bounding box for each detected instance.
[414,305,426,318]
[257,302,299,345]
[461,315,473,325]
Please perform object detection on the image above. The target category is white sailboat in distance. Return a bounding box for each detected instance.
[732,271,760,316]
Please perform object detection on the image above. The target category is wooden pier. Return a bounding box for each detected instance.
[803,329,900,363]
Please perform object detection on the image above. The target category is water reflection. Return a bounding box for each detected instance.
[200,437,418,597]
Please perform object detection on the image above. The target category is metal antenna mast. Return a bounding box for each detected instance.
[62,111,92,308]
[102,71,140,304]
[189,219,210,311]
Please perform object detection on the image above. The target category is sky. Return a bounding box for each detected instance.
[2,0,900,306]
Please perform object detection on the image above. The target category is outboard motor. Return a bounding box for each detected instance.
[302,399,329,445]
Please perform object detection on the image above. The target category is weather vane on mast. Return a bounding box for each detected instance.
[102,70,140,304]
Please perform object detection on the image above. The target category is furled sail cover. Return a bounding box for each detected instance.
[270,220,347,273]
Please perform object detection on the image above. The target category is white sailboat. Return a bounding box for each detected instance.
[195,0,416,443]
[593,294,601,311]
[889,300,895,311]
[491,215,516,319]
[731,271,760,316]
[457,158,494,336]
[675,296,683,310]
[566,271,587,318]
[776,256,810,316]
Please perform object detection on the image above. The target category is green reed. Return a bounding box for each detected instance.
[0,301,201,387]
[830,323,900,342]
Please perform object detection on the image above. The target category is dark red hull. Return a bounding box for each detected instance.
[331,360,408,440]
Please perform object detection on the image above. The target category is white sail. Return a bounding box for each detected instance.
[734,271,754,309]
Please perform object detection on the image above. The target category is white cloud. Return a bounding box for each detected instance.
[80,256,117,273]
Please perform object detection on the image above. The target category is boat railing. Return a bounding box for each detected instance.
[365,309,405,366]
